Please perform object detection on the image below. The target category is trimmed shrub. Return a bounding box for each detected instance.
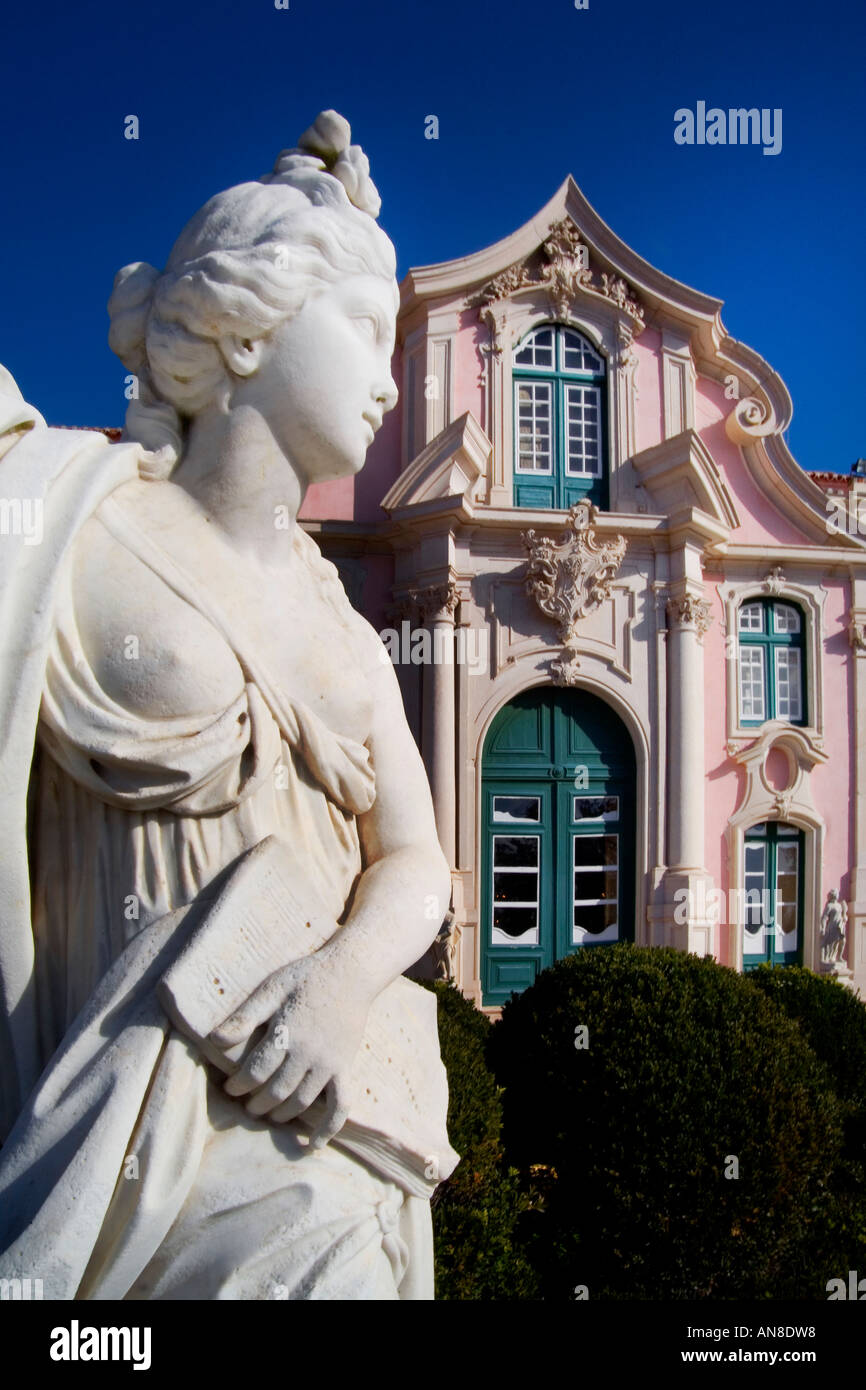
[749,965,866,1153]
[424,981,539,1300]
[487,945,850,1300]
[749,965,866,1274]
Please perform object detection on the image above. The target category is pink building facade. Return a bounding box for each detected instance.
[301,177,866,1010]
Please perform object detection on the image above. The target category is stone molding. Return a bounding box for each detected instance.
[474,218,646,348]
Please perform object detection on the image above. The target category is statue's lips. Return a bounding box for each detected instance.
[362,412,382,437]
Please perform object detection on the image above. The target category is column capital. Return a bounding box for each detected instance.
[666,592,713,637]
[415,582,460,624]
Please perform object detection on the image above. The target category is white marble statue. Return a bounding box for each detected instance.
[820,888,848,969]
[0,110,457,1300]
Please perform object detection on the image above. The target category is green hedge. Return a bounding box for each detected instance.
[749,964,866,1153]
[424,982,538,1300]
[486,945,852,1300]
[749,964,866,1274]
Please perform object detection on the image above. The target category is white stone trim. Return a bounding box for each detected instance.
[661,328,696,438]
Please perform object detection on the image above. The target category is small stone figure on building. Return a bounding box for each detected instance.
[820,889,848,968]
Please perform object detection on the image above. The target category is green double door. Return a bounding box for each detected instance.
[481,687,636,1007]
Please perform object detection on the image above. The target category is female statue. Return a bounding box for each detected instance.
[0,110,457,1300]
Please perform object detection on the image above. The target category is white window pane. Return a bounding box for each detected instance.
[514,327,554,369]
[772,603,800,633]
[573,796,619,822]
[739,647,765,720]
[776,842,799,946]
[493,796,541,823]
[565,385,601,476]
[515,382,552,473]
[493,835,539,868]
[775,647,802,721]
[561,329,604,374]
[743,840,767,950]
[739,603,764,632]
[492,835,539,945]
[573,834,618,943]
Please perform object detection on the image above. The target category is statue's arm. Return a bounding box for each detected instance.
[210,627,451,1139]
[314,631,452,1002]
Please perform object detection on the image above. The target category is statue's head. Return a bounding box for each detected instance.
[108,111,399,483]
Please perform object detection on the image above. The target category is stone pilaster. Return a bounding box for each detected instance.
[417,583,459,866]
[662,581,715,953]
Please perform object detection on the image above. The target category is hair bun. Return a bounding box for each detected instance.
[264,109,382,219]
[107,261,161,372]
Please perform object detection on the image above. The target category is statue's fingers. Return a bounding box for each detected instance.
[244,1060,309,1117]
[223,1038,285,1097]
[270,1069,329,1124]
[308,1075,351,1149]
[211,979,280,1048]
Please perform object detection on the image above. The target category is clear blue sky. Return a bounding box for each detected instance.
[2,0,863,473]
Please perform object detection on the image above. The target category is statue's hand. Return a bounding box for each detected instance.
[210,955,367,1147]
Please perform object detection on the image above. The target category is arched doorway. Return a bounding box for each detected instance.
[480,686,637,1006]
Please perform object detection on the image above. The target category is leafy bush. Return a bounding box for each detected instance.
[424,981,539,1300]
[487,945,850,1300]
[749,965,866,1153]
[749,965,866,1274]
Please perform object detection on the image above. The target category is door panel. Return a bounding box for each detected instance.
[481,688,636,1006]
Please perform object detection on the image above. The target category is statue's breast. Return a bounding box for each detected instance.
[67,502,375,749]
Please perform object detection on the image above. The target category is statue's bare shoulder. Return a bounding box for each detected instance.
[70,506,245,720]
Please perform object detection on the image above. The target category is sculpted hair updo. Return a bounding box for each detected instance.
[107,111,397,479]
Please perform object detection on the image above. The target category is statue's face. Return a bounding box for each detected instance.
[236,272,398,484]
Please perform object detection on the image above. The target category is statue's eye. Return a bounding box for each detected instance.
[355,314,380,339]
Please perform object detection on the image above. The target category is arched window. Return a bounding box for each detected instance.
[513,324,607,509]
[737,598,806,726]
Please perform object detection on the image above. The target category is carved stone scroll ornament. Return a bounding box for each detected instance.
[724,394,779,447]
[522,501,627,684]
[474,219,646,340]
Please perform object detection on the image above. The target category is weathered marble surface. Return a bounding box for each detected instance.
[0,111,456,1300]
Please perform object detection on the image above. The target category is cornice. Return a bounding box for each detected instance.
[706,542,866,569]
[380,410,492,514]
[631,428,740,533]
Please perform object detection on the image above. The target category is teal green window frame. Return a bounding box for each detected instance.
[738,598,807,727]
[513,324,609,510]
[742,822,805,969]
